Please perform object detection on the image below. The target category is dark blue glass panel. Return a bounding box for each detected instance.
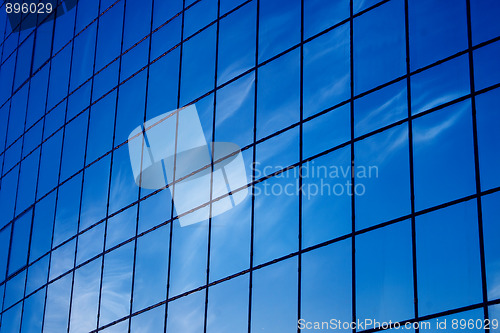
[184,0,217,38]
[30,192,56,263]
[302,147,351,248]
[153,0,182,29]
[354,80,407,137]
[132,225,169,311]
[120,38,149,80]
[357,221,414,323]
[22,122,43,158]
[304,0,349,39]
[416,200,482,315]
[302,240,351,332]
[4,269,26,309]
[354,0,405,94]
[95,1,124,71]
[122,0,152,50]
[151,16,181,60]
[217,1,256,85]
[47,44,72,110]
[26,65,49,129]
[482,192,500,301]
[70,23,96,91]
[251,258,298,333]
[258,0,300,61]
[353,0,384,13]
[470,0,500,45]
[0,54,15,106]
[52,3,76,53]
[43,103,65,141]
[15,148,39,214]
[473,40,500,91]
[86,91,116,163]
[13,34,33,91]
[75,0,99,33]
[93,62,119,101]
[0,225,11,282]
[411,55,470,115]
[60,111,88,181]
[8,212,32,275]
[303,23,350,117]
[256,49,300,139]
[180,25,216,105]
[7,85,28,147]
[413,101,476,210]
[355,124,411,229]
[476,88,500,191]
[409,0,468,70]
[32,19,53,72]
[303,104,350,158]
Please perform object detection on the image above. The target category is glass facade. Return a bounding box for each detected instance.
[0,0,499,332]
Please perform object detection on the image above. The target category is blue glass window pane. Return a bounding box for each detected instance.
[95,1,124,71]
[354,0,405,94]
[120,38,149,81]
[123,0,152,50]
[153,0,182,29]
[215,73,255,148]
[108,142,138,214]
[251,258,298,333]
[86,91,116,163]
[30,193,56,263]
[52,3,76,52]
[0,54,15,106]
[8,212,32,275]
[255,127,299,179]
[114,71,146,146]
[357,221,414,323]
[302,240,351,331]
[470,0,500,45]
[22,122,43,158]
[80,155,110,230]
[217,1,256,85]
[132,225,169,312]
[409,0,468,70]
[258,0,300,61]
[4,269,26,309]
[0,168,18,227]
[70,23,96,90]
[7,85,28,146]
[413,101,476,210]
[220,0,247,15]
[76,223,104,265]
[146,50,180,120]
[60,111,88,181]
[3,142,22,175]
[33,20,54,71]
[476,88,500,191]
[20,289,46,333]
[69,258,101,333]
[207,274,249,333]
[26,65,49,128]
[474,40,500,91]
[303,104,350,159]
[180,25,216,106]
[355,80,407,137]
[168,217,208,297]
[26,254,49,295]
[15,148,39,214]
[355,124,411,229]
[304,0,349,39]
[37,129,63,198]
[49,238,75,280]
[75,0,99,32]
[43,273,72,333]
[138,190,171,233]
[304,23,350,117]
[106,204,137,250]
[0,303,22,333]
[482,192,500,301]
[302,147,351,248]
[151,17,181,60]
[166,290,205,333]
[43,103,65,141]
[416,201,482,315]
[411,55,470,115]
[0,105,9,153]
[13,35,33,91]
[256,49,300,139]
[254,169,299,265]
[100,243,134,326]
[209,195,251,282]
[0,225,11,282]
[130,305,165,333]
[47,44,72,110]
[53,173,82,246]
[353,0,384,13]
[184,0,217,38]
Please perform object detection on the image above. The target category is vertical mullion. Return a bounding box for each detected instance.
[164,0,186,331]
[404,0,419,330]
[248,0,259,332]
[465,0,489,327]
[96,0,128,330]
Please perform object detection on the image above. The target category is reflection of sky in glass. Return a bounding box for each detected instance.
[0,0,499,331]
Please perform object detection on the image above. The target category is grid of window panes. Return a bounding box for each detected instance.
[0,0,499,332]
